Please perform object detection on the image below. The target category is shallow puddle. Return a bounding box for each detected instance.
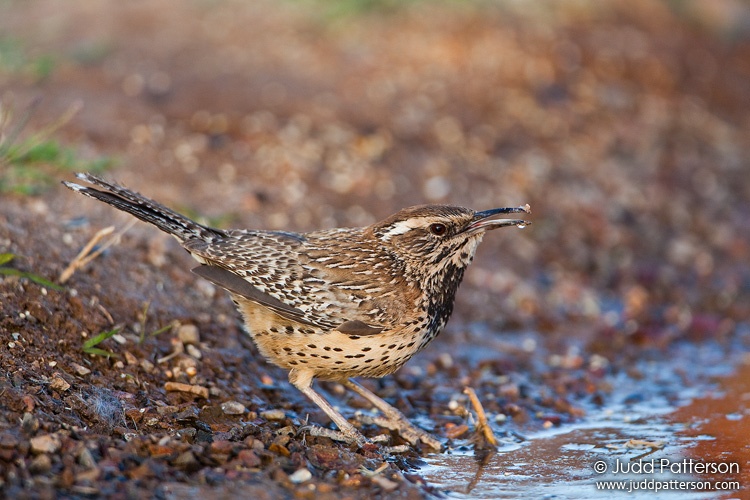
[420,340,748,498]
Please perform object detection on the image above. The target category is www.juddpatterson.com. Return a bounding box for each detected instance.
[595,478,740,493]
[593,459,740,493]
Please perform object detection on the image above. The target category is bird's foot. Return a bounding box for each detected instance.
[355,413,443,451]
[297,424,389,448]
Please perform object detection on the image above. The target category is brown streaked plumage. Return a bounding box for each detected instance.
[63,173,530,450]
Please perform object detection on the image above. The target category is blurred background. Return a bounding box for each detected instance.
[1,0,749,495]
[2,0,748,339]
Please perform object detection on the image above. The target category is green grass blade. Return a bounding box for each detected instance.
[82,347,120,359]
[0,267,64,291]
[82,328,119,349]
[82,328,121,359]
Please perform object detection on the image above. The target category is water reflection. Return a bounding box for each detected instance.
[421,342,747,499]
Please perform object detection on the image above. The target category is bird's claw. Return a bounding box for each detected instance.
[355,414,443,451]
[297,424,387,448]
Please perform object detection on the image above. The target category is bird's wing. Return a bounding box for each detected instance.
[184,229,384,333]
[191,264,318,327]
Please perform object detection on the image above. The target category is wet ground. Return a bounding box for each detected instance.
[422,334,749,498]
[1,1,749,498]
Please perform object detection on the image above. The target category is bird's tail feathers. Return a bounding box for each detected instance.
[63,173,224,242]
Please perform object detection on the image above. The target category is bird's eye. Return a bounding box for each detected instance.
[429,223,447,236]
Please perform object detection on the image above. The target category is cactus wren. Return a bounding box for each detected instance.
[64,173,530,450]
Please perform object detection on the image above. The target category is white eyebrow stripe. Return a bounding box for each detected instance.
[381,220,418,239]
[381,217,447,240]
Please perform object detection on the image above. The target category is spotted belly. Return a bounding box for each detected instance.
[235,298,430,380]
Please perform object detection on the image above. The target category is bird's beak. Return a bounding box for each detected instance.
[467,204,531,232]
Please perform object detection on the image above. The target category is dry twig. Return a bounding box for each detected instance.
[59,220,137,283]
[464,386,498,450]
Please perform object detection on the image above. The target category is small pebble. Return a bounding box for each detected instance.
[178,324,200,345]
[22,413,39,433]
[50,376,71,392]
[260,409,286,420]
[173,450,199,469]
[289,468,312,483]
[77,447,97,468]
[437,352,453,369]
[185,344,202,359]
[221,401,247,415]
[124,351,139,365]
[22,395,35,412]
[30,434,61,454]
[237,449,261,467]
[71,362,91,376]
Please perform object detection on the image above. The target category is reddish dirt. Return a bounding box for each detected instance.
[1,1,749,497]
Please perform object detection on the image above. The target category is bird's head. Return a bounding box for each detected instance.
[370,204,530,275]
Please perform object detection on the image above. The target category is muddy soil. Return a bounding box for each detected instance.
[1,1,749,498]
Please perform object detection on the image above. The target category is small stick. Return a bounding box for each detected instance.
[156,339,185,364]
[464,386,498,449]
[164,382,209,399]
[59,220,137,283]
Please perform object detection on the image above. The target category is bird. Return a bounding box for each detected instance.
[63,172,530,450]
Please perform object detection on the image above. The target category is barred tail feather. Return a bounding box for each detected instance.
[63,173,225,242]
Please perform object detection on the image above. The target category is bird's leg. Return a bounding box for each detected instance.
[296,384,367,445]
[344,379,442,450]
[289,370,386,447]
